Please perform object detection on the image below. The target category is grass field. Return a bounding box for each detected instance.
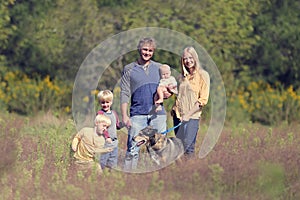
[0,111,299,200]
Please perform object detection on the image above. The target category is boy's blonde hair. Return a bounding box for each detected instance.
[94,114,111,126]
[97,90,113,102]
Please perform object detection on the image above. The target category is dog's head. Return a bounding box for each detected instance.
[133,126,166,150]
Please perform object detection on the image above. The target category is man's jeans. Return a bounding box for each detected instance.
[123,114,166,172]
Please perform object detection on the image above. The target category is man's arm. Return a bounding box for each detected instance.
[121,102,131,128]
[120,65,132,128]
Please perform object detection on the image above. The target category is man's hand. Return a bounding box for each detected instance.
[122,115,132,129]
[121,103,131,129]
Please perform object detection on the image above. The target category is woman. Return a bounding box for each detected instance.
[172,46,210,157]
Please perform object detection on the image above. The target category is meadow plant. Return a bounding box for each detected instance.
[226,81,300,125]
[1,106,300,199]
[148,172,165,194]
[208,163,225,198]
[231,80,300,125]
[0,70,71,115]
[256,162,286,199]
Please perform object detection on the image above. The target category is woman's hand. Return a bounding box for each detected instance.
[181,115,190,122]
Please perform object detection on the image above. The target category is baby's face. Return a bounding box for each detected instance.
[160,68,171,79]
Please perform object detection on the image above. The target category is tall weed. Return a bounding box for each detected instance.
[231,81,300,125]
[0,70,71,115]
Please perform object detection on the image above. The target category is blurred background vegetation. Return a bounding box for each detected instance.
[0,0,300,125]
[1,1,300,199]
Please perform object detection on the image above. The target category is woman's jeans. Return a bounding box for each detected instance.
[124,114,166,171]
[175,118,200,155]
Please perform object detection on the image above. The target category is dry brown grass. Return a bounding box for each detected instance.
[0,113,300,200]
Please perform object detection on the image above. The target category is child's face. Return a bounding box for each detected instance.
[96,122,109,134]
[160,68,171,79]
[99,99,112,112]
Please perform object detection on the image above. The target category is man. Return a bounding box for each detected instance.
[120,37,171,171]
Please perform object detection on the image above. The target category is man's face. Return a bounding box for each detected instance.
[140,44,154,62]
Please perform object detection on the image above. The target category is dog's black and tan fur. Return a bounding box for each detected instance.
[133,126,184,166]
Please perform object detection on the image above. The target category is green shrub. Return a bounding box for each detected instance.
[229,81,300,125]
[0,70,72,115]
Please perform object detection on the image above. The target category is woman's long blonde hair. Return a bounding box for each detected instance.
[181,46,202,77]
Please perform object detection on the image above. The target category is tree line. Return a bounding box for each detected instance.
[0,0,299,123]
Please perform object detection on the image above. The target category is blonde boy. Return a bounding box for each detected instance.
[72,114,113,174]
[97,90,124,170]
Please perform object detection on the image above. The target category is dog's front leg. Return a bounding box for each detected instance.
[146,146,160,165]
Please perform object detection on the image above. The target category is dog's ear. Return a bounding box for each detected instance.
[149,134,157,146]
[142,126,158,137]
[149,128,158,136]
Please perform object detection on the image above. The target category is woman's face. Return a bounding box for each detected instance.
[183,52,195,70]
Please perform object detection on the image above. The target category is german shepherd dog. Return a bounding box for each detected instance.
[133,126,184,166]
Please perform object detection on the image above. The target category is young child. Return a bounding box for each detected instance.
[97,90,124,170]
[71,114,113,174]
[154,64,178,111]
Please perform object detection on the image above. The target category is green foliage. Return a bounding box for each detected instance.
[0,69,71,115]
[234,80,300,125]
[0,0,16,65]
[208,163,225,198]
[7,0,61,76]
[251,0,300,88]
[0,0,300,126]
[256,162,286,199]
[96,0,137,7]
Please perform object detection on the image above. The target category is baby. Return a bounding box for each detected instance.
[154,64,178,110]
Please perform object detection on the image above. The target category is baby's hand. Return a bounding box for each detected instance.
[106,138,112,144]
